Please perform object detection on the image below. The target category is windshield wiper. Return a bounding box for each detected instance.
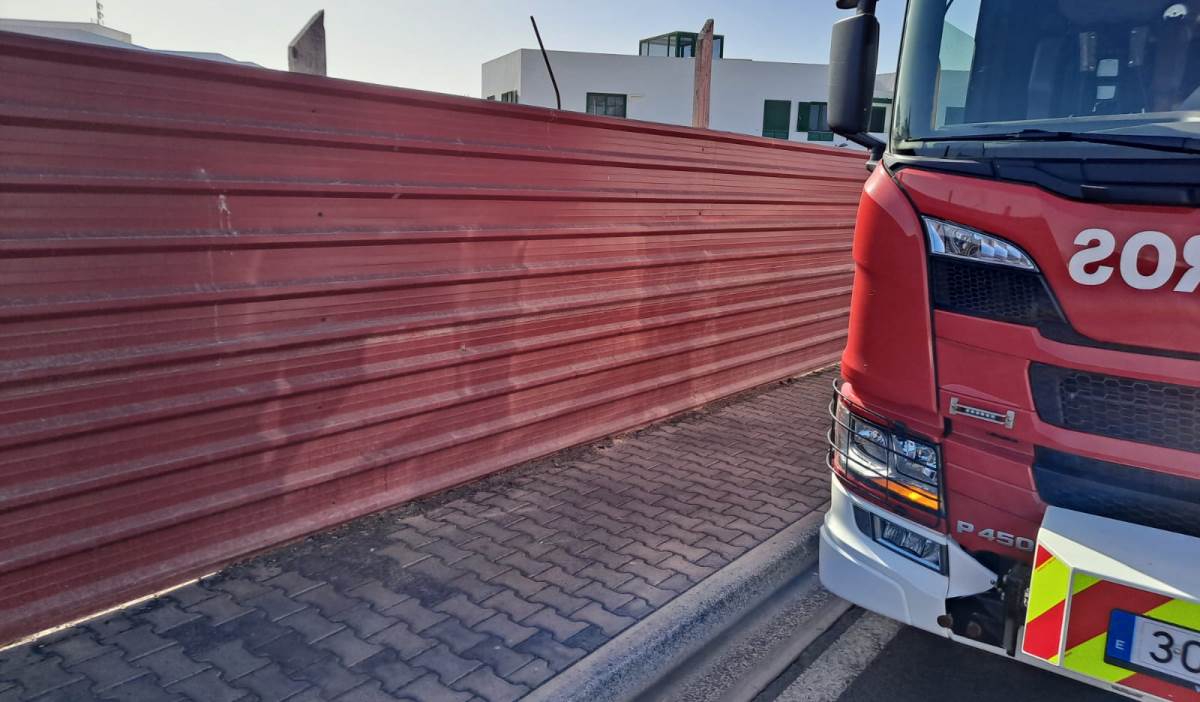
[931,128,1200,155]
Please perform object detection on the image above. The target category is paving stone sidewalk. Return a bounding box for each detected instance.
[0,368,836,702]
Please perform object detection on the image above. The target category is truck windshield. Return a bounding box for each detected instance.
[894,0,1200,146]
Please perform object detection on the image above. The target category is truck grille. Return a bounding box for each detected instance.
[1030,364,1200,454]
[1033,448,1200,539]
[929,258,1063,326]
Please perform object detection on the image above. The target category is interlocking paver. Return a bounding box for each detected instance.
[524,608,589,643]
[513,632,587,672]
[564,624,609,653]
[452,666,529,702]
[426,619,487,655]
[354,658,417,694]
[279,608,345,644]
[42,632,108,666]
[95,674,185,701]
[368,622,436,661]
[570,603,636,636]
[186,593,252,626]
[0,370,835,702]
[66,650,147,692]
[403,673,473,702]
[296,585,360,618]
[528,584,590,616]
[509,658,555,687]
[165,668,246,702]
[235,662,310,701]
[461,636,535,677]
[332,680,394,702]
[3,655,81,699]
[136,603,203,635]
[576,563,632,590]
[331,604,395,639]
[489,569,546,599]
[288,654,369,699]
[135,644,209,686]
[108,624,174,661]
[383,597,448,634]
[192,640,269,681]
[433,594,496,628]
[448,572,505,605]
[314,629,383,667]
[474,614,538,648]
[410,643,480,685]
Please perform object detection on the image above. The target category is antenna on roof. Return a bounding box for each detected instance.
[95,0,105,25]
[530,16,561,110]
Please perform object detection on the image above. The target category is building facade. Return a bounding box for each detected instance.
[482,32,894,146]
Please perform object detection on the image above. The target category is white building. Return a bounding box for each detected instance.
[482,30,894,146]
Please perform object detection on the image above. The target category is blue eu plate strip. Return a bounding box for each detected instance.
[1106,609,1137,664]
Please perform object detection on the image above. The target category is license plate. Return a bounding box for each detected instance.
[1107,609,1200,689]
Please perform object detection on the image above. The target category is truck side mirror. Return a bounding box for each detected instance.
[829,1,885,160]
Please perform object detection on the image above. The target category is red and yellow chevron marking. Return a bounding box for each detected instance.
[1023,545,1200,701]
[1023,545,1071,664]
[1061,579,1200,701]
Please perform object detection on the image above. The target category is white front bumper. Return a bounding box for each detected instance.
[819,474,997,636]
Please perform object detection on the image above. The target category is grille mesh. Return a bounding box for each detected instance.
[1034,448,1200,539]
[1030,364,1200,454]
[929,258,1062,325]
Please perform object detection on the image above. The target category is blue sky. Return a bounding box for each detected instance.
[1,0,906,97]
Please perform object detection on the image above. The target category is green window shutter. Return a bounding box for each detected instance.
[813,102,829,131]
[762,100,791,139]
[869,105,887,133]
[796,102,811,132]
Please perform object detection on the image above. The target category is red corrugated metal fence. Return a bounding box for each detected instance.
[0,31,865,644]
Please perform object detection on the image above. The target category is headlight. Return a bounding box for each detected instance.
[924,217,1038,271]
[832,396,942,513]
[854,507,946,573]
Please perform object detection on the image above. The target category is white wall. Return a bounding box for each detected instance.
[709,58,832,137]
[488,49,695,126]
[481,49,890,146]
[481,50,523,102]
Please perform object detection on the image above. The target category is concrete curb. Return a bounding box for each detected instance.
[525,506,829,702]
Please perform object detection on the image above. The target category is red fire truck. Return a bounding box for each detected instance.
[818,1,1200,699]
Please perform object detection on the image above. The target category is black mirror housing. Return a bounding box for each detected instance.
[829,10,885,159]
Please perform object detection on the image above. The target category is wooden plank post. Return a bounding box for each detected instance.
[288,10,326,76]
[692,19,714,129]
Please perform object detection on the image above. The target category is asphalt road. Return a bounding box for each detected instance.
[763,609,1126,702]
[836,624,1124,702]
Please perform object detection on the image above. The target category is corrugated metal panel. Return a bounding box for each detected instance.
[0,31,865,644]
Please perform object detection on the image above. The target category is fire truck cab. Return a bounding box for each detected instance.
[819,1,1200,699]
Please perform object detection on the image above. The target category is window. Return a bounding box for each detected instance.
[796,102,829,132]
[796,101,832,141]
[869,105,888,133]
[587,93,627,118]
[500,90,518,104]
[638,32,725,59]
[486,95,496,101]
[762,100,791,139]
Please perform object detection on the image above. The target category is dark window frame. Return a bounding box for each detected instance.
[869,104,888,132]
[762,99,792,139]
[796,101,830,132]
[586,92,628,118]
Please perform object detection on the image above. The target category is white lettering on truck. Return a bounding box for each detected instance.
[1069,229,1200,293]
